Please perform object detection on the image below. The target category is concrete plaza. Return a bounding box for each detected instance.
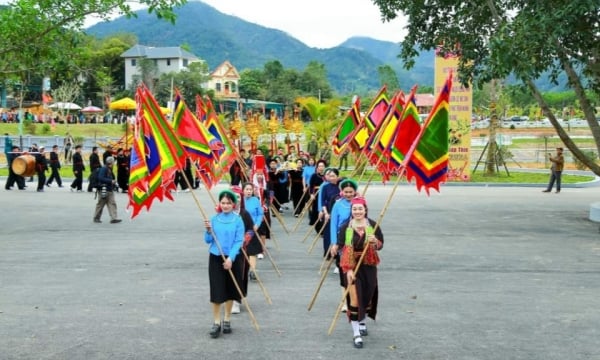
[1,182,599,360]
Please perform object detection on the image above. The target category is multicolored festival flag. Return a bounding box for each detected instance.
[332,96,361,155]
[403,72,452,194]
[172,89,216,163]
[349,86,390,153]
[201,95,236,184]
[127,85,186,218]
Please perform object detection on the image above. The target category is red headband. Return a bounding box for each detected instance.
[351,196,367,207]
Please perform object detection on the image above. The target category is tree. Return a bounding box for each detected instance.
[373,0,600,174]
[238,69,264,101]
[130,58,159,93]
[155,61,209,105]
[0,0,185,76]
[52,82,81,121]
[377,65,400,93]
[295,96,341,143]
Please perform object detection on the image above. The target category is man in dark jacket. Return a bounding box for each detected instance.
[35,146,48,192]
[5,145,25,190]
[93,156,122,224]
[46,145,63,187]
[87,146,102,192]
[70,145,85,192]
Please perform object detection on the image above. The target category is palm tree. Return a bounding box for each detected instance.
[295,96,341,143]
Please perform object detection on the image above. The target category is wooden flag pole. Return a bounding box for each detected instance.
[291,191,316,233]
[182,174,260,331]
[308,255,336,311]
[307,217,329,254]
[269,203,290,234]
[241,248,272,305]
[327,167,406,335]
[256,221,282,277]
[261,214,281,251]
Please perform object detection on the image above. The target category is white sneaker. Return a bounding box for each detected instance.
[341,303,348,313]
[231,301,241,314]
[257,253,264,260]
[333,266,339,274]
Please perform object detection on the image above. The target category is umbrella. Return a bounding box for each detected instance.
[109,97,136,111]
[49,102,82,110]
[160,106,172,114]
[81,105,103,113]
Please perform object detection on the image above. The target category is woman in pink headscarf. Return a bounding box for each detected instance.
[332,196,384,349]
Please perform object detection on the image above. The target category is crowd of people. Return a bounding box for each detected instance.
[4,131,386,348]
[206,141,384,349]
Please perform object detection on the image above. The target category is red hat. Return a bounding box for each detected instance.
[351,196,367,207]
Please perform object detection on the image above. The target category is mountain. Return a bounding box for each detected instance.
[85,1,564,94]
[85,1,430,93]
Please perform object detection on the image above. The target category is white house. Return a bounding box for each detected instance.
[120,45,202,89]
[206,60,240,99]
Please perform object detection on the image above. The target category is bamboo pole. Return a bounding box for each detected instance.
[307,217,329,254]
[261,214,281,251]
[327,172,403,335]
[240,248,272,304]
[269,203,290,234]
[291,191,316,233]
[182,174,260,331]
[307,255,336,311]
[256,222,282,277]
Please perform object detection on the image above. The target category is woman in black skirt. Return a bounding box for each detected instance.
[203,190,245,338]
[335,197,384,349]
[308,159,327,227]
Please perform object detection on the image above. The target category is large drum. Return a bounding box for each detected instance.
[12,154,36,177]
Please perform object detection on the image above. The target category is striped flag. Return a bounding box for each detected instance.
[127,85,185,218]
[403,73,452,194]
[332,96,361,155]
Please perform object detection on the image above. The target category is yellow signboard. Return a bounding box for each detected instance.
[434,53,472,181]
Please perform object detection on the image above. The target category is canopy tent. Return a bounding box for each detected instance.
[49,102,81,110]
[81,105,103,113]
[109,97,136,111]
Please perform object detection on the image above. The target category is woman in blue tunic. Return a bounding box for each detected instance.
[204,190,245,338]
[241,182,264,279]
[329,179,358,312]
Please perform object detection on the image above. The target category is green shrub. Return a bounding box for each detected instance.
[573,150,597,170]
[23,119,36,135]
[41,123,51,134]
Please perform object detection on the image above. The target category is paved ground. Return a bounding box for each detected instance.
[1,180,600,360]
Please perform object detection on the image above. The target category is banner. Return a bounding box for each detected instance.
[434,49,472,181]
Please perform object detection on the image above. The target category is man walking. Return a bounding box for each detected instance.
[35,146,48,192]
[543,147,564,193]
[70,145,85,192]
[46,145,63,187]
[93,156,122,224]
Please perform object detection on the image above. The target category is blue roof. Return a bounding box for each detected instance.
[121,45,199,60]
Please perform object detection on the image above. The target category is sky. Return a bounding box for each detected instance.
[200,0,408,48]
[1,0,409,48]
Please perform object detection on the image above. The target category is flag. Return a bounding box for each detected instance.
[403,73,452,194]
[332,97,361,155]
[364,91,405,163]
[361,91,406,182]
[202,95,235,183]
[195,94,206,122]
[127,85,185,218]
[389,91,422,170]
[364,86,389,132]
[138,85,186,171]
[172,90,215,163]
[349,86,390,152]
